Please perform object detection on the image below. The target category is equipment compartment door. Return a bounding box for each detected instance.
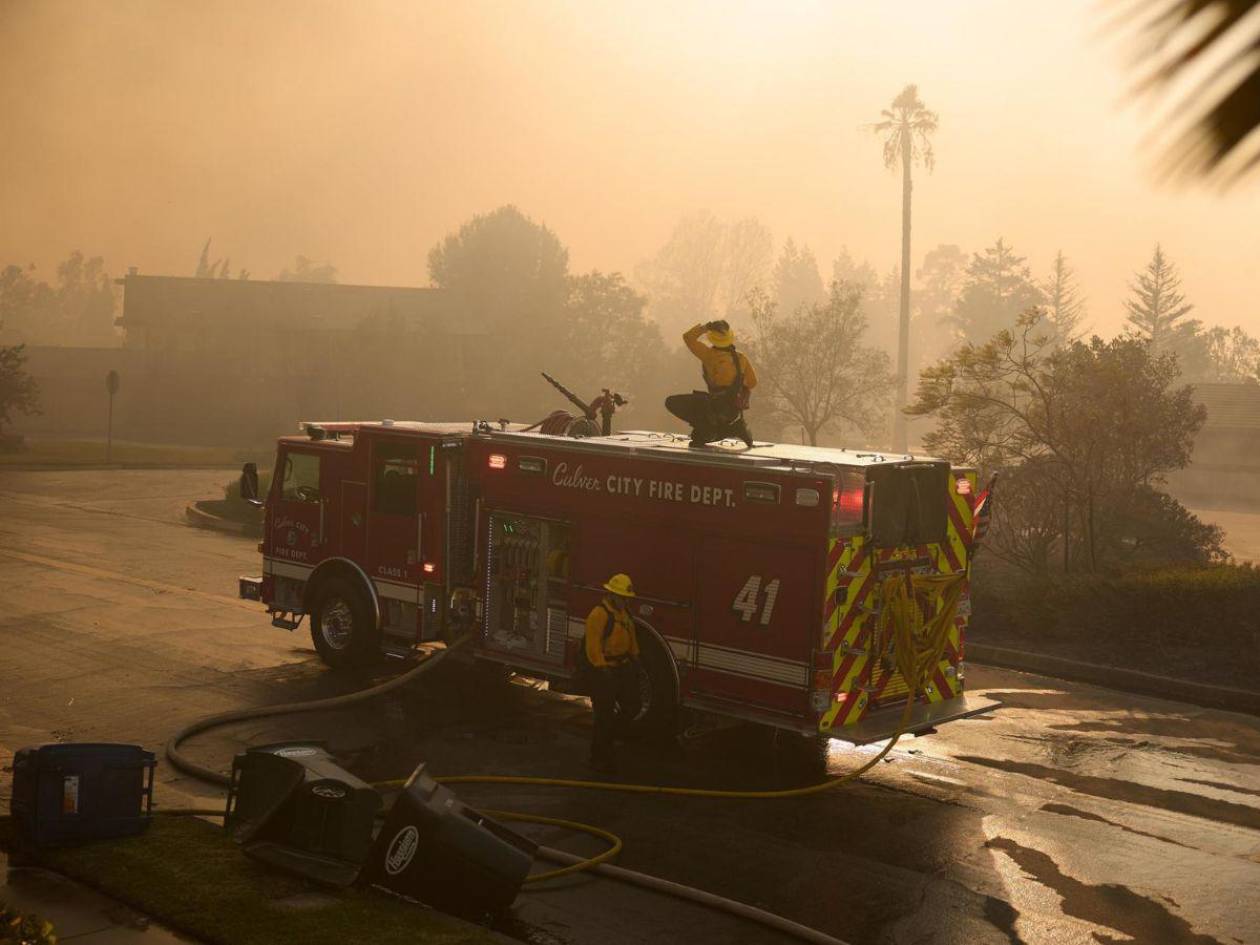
[692,537,815,713]
[483,512,572,665]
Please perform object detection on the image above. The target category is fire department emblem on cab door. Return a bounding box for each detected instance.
[286,529,298,547]
[385,825,419,875]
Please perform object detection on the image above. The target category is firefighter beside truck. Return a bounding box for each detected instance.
[238,415,997,753]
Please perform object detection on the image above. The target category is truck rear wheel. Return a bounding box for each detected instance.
[621,630,678,740]
[310,576,380,669]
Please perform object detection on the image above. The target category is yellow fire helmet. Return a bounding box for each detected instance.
[603,573,636,598]
[707,326,736,347]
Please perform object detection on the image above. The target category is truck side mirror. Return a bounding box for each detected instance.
[240,462,263,507]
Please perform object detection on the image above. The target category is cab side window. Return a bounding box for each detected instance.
[373,444,420,516]
[280,451,321,503]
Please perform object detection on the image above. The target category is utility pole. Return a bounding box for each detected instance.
[105,370,120,463]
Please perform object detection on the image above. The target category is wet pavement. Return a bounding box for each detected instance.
[2,468,1259,945]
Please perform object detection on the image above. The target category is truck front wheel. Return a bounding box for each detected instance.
[310,577,379,669]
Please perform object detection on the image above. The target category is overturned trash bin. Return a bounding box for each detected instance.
[369,762,536,919]
[224,741,381,887]
[10,743,155,848]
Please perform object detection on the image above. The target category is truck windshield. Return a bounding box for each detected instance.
[866,462,948,549]
[280,451,321,503]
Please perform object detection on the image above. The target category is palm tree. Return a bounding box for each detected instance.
[1118,0,1260,184]
[873,84,937,453]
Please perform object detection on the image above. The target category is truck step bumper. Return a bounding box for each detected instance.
[831,693,1001,745]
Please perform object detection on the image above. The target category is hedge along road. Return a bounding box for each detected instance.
[1,467,1259,945]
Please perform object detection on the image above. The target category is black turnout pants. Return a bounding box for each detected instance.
[666,391,746,445]
[666,390,725,443]
[590,661,641,762]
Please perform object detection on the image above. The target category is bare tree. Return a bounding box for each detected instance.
[636,212,777,341]
[720,218,774,316]
[194,239,248,280]
[747,282,892,446]
[1204,324,1260,381]
[277,255,338,284]
[635,211,730,339]
[873,84,937,452]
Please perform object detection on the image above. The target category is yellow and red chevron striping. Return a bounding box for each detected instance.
[819,469,975,733]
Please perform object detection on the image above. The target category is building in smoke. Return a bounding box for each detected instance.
[16,273,480,446]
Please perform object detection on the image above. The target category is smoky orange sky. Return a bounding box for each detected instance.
[2,0,1258,339]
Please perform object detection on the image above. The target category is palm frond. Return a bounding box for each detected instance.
[1117,0,1260,184]
[872,84,938,171]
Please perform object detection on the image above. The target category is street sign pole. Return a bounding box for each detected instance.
[105,370,120,463]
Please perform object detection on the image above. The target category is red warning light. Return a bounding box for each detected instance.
[956,477,972,496]
[488,453,507,470]
[422,562,436,574]
[833,486,864,521]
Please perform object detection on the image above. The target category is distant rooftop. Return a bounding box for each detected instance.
[115,273,480,342]
[1193,382,1260,429]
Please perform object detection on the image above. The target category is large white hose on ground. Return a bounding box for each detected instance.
[535,846,848,945]
[162,636,854,945]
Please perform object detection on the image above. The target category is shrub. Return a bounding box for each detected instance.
[1,902,57,945]
[972,563,1260,679]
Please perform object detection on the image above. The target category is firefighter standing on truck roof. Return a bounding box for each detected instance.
[585,573,641,774]
[665,319,757,449]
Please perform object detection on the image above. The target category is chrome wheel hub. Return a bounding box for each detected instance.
[320,598,354,650]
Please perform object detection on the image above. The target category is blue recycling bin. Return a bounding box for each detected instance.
[9,743,155,848]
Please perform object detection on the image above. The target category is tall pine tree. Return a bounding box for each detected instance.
[950,238,1043,344]
[772,238,825,315]
[1041,251,1087,346]
[1123,244,1208,378]
[1124,245,1194,348]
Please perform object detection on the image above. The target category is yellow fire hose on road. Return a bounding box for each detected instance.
[164,570,964,943]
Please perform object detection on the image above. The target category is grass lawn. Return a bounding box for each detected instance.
[0,438,268,467]
[0,816,501,945]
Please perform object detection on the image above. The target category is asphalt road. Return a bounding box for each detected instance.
[2,468,1259,945]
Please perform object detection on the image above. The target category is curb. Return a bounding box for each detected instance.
[968,642,1260,717]
[184,503,259,538]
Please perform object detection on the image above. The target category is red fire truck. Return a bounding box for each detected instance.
[238,420,996,744]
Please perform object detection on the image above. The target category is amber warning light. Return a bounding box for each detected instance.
[488,454,507,470]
